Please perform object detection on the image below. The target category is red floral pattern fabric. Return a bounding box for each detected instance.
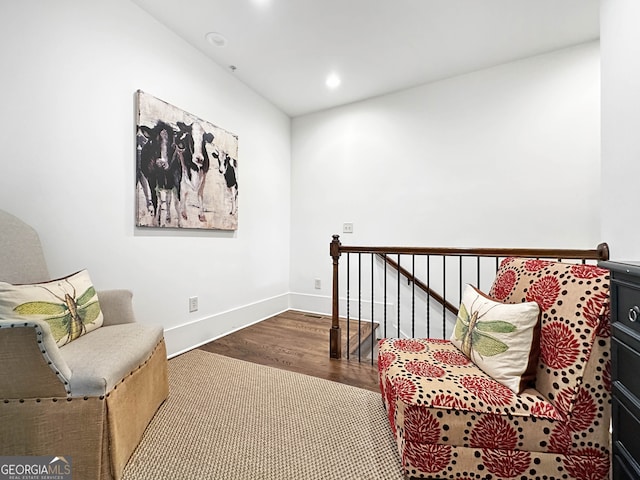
[393,338,427,352]
[491,269,516,301]
[379,259,611,480]
[540,321,580,369]
[525,259,552,271]
[405,360,445,378]
[526,275,561,311]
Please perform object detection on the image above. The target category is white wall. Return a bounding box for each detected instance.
[290,42,602,314]
[601,0,640,260]
[0,1,606,355]
[0,0,291,356]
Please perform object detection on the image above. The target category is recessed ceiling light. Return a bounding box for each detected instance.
[326,73,341,89]
[205,32,227,47]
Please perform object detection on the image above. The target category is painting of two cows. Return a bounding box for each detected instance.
[136,90,238,230]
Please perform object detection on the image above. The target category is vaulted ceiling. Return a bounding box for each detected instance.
[132,0,599,117]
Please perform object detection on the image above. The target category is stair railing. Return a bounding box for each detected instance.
[329,235,609,361]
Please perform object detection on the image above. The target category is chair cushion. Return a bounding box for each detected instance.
[0,270,103,346]
[450,284,540,393]
[378,338,610,477]
[488,259,609,415]
[378,338,562,422]
[60,323,165,397]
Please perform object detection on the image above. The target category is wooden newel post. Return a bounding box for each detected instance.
[330,234,342,359]
[597,242,610,261]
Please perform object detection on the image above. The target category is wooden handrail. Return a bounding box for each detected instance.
[329,235,609,359]
[337,243,609,260]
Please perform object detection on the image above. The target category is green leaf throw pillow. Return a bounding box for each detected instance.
[0,269,104,347]
[450,284,540,393]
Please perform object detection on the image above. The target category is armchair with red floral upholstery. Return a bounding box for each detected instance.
[378,258,610,480]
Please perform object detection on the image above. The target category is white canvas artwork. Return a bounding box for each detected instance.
[136,90,238,230]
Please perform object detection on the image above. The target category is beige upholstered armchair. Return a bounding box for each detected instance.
[0,209,169,480]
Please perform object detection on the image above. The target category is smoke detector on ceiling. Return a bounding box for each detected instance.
[205,32,227,47]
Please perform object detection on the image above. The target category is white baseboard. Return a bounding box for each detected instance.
[288,292,456,340]
[163,292,452,358]
[164,293,290,358]
[289,292,398,323]
[288,292,332,316]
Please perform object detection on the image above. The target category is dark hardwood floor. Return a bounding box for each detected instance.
[198,310,380,393]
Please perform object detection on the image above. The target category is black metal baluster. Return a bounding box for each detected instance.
[459,255,462,314]
[412,254,416,338]
[384,254,387,338]
[358,253,362,362]
[346,254,350,360]
[442,256,446,339]
[426,255,430,338]
[371,253,374,365]
[397,254,401,338]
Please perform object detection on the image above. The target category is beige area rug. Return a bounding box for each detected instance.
[122,349,403,480]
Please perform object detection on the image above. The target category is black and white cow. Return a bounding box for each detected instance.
[136,130,153,214]
[138,120,182,226]
[175,121,214,223]
[213,146,238,215]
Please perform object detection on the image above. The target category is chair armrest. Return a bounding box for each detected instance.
[97,289,136,326]
[0,319,71,398]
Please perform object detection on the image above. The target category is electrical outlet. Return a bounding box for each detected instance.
[189,296,198,312]
[343,222,354,234]
[314,278,321,289]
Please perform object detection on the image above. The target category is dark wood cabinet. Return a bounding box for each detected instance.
[600,261,640,480]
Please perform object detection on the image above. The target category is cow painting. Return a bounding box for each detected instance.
[175,121,214,223]
[136,130,152,214]
[137,120,182,227]
[136,90,238,231]
[213,146,238,216]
